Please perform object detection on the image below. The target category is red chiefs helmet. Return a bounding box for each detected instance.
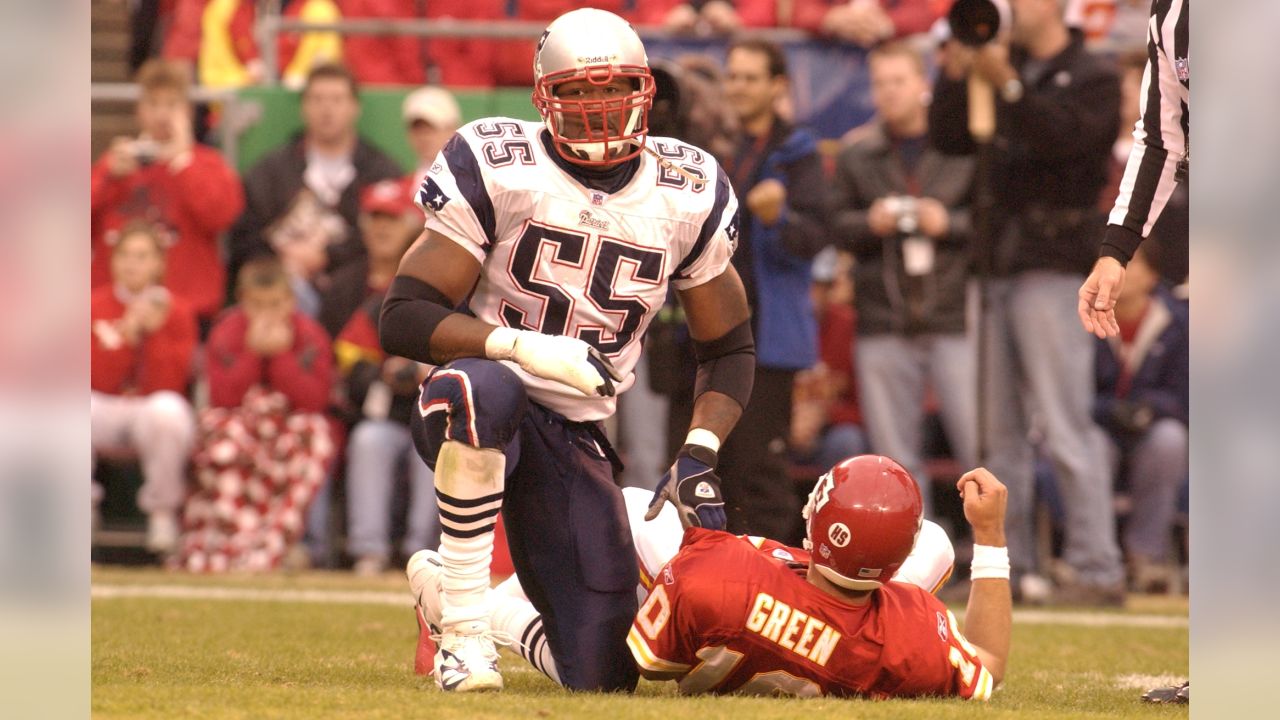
[802,455,924,592]
[531,9,656,167]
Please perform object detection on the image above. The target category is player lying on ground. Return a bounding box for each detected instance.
[409,455,1012,700]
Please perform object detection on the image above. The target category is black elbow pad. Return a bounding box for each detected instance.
[379,275,456,365]
[692,319,755,410]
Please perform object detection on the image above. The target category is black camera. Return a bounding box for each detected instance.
[949,0,1002,46]
[133,139,160,167]
[882,196,920,235]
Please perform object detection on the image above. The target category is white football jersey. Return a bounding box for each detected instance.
[417,118,739,421]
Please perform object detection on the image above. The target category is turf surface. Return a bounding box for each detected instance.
[92,568,1187,719]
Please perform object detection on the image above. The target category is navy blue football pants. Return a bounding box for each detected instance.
[411,358,640,692]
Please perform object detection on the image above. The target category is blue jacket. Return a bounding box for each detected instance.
[741,125,826,370]
[1094,285,1189,431]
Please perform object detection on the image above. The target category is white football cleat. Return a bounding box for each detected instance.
[407,550,445,677]
[406,550,510,691]
[433,623,507,692]
[406,549,445,630]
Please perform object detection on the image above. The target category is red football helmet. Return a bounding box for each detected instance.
[531,9,656,167]
[802,455,924,592]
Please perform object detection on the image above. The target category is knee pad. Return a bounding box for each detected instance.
[434,440,506,499]
[418,359,528,450]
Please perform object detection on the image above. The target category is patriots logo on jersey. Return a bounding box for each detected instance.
[725,213,740,254]
[419,177,450,212]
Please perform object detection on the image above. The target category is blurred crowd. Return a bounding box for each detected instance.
[125,0,1142,89]
[91,0,1186,605]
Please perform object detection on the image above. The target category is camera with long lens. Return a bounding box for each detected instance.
[948,0,1002,46]
[882,195,920,235]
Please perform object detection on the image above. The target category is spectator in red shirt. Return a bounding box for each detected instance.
[91,59,245,326]
[791,1,944,46]
[91,221,199,555]
[178,257,336,572]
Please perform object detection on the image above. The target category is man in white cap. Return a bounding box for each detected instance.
[402,86,462,190]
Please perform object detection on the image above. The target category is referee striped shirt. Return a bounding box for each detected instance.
[1101,0,1189,264]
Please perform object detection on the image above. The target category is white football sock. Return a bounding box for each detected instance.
[492,573,528,602]
[434,441,505,630]
[491,595,560,685]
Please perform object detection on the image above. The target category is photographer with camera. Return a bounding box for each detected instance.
[930,0,1124,604]
[831,41,978,519]
[91,59,245,330]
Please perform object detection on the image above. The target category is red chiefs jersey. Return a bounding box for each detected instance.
[628,528,994,700]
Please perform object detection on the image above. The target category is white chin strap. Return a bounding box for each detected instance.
[815,563,884,592]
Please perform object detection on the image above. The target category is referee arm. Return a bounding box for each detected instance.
[1079,0,1189,338]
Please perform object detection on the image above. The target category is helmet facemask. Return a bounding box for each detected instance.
[533,64,655,167]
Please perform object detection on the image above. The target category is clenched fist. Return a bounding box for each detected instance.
[957,467,1008,547]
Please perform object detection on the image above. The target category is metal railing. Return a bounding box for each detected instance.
[256,14,812,83]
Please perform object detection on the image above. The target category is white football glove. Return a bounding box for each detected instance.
[485,327,623,397]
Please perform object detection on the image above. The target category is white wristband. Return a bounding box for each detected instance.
[970,544,1011,580]
[685,428,721,453]
[484,326,520,361]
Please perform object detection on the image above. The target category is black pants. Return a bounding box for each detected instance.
[718,367,800,544]
[412,359,639,692]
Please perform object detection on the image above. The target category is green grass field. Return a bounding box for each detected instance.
[92,567,1188,719]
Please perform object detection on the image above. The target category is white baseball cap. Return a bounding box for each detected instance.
[402,86,462,130]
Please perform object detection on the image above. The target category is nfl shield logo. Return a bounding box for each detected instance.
[1175,57,1189,82]
[590,191,606,206]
